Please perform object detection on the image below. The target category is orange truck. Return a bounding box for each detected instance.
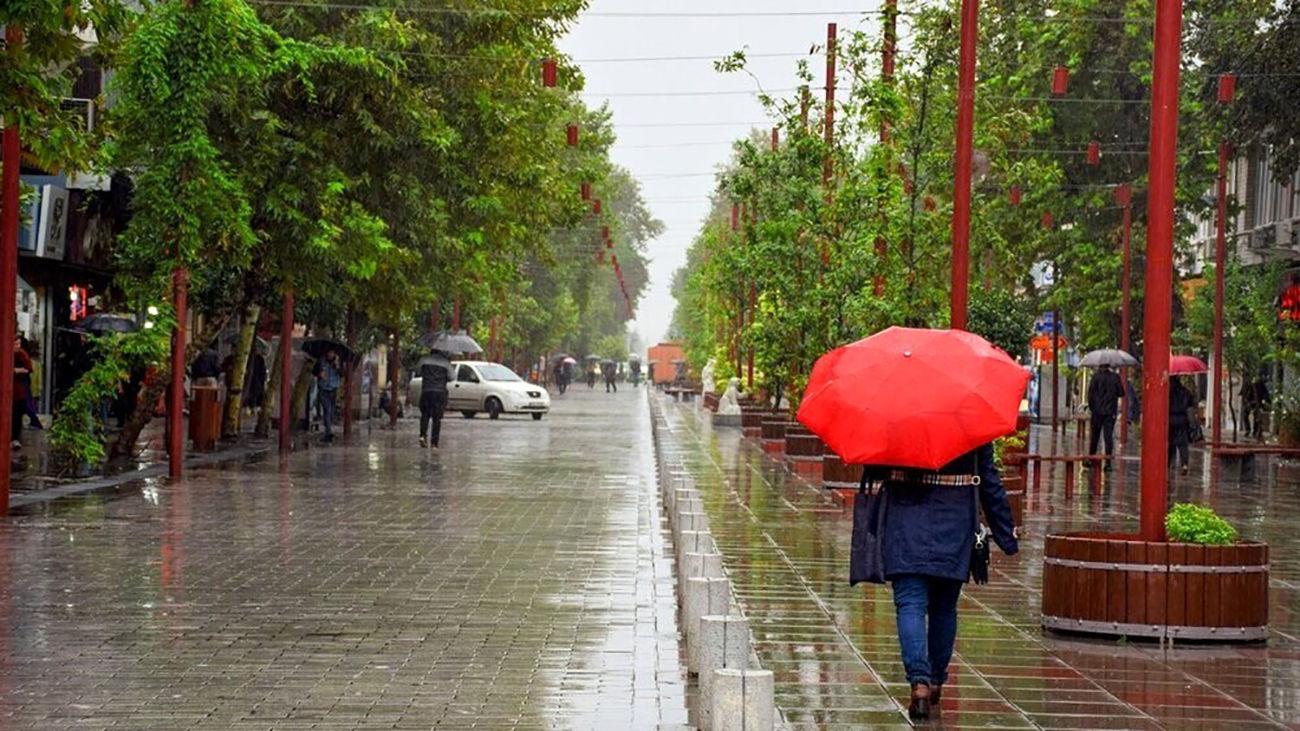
[647,342,686,386]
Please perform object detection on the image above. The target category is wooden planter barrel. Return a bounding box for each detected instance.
[740,405,767,438]
[784,423,824,480]
[1042,532,1269,642]
[822,448,859,489]
[760,415,789,454]
[1001,469,1025,527]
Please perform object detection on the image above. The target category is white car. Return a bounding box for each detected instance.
[409,361,550,421]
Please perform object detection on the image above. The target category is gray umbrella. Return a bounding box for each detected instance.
[80,313,138,334]
[420,329,483,355]
[1079,348,1138,368]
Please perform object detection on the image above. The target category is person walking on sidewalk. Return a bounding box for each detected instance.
[417,349,451,449]
[878,446,1018,720]
[315,349,342,443]
[1168,377,1195,474]
[1086,364,1124,462]
[601,360,618,393]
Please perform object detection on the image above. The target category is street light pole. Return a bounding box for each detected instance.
[0,24,25,512]
[1139,0,1183,542]
[950,0,979,331]
[1117,184,1133,445]
[1212,142,1230,446]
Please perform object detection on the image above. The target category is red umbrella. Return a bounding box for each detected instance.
[797,327,1030,470]
[1169,354,1208,374]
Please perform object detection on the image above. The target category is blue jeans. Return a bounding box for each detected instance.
[891,574,964,686]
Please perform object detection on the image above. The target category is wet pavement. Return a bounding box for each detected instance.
[658,397,1300,730]
[0,388,687,729]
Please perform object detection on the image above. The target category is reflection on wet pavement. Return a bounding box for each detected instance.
[660,398,1300,730]
[0,389,687,728]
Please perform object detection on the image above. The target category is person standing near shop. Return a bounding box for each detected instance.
[417,349,451,450]
[1086,364,1124,462]
[12,335,34,450]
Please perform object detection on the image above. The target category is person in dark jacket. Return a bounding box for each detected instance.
[1168,377,1195,474]
[1086,365,1125,459]
[553,360,568,395]
[601,360,618,393]
[875,444,1018,720]
[417,349,452,449]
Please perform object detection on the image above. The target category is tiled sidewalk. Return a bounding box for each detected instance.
[659,396,1300,730]
[0,389,687,728]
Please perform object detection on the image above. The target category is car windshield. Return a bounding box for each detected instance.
[477,364,522,382]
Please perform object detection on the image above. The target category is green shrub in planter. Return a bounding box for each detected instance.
[1165,503,1238,545]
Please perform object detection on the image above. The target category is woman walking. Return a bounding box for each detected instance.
[875,444,1018,719]
[1168,376,1195,474]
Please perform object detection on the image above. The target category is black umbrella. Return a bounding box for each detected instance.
[550,352,574,364]
[302,338,354,364]
[1079,349,1138,368]
[584,354,600,362]
[419,329,483,355]
[80,313,138,334]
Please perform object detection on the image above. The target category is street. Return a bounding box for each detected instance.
[0,389,686,729]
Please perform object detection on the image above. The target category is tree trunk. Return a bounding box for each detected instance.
[222,302,261,440]
[255,332,283,438]
[289,358,315,432]
[110,314,232,460]
[343,306,356,436]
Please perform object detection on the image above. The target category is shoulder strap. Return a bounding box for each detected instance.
[858,465,869,494]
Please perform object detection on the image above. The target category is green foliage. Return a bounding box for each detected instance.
[970,289,1035,359]
[993,432,1026,471]
[594,334,628,362]
[48,323,170,466]
[1165,503,1238,546]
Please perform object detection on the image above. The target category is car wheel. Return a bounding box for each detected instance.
[461,411,476,419]
[532,413,543,421]
[486,397,502,420]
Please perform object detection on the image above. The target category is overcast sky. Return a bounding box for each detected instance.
[560,1,878,348]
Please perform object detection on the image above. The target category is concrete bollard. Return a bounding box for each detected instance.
[709,669,775,731]
[678,552,724,599]
[673,512,708,545]
[684,577,731,672]
[698,615,751,719]
[674,491,703,519]
[675,530,717,562]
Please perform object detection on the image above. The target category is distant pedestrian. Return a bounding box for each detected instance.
[629,359,642,387]
[1086,365,1124,460]
[587,363,598,390]
[1126,378,1141,424]
[602,360,618,393]
[1168,377,1195,474]
[244,350,267,413]
[553,360,568,395]
[12,336,33,450]
[417,349,452,450]
[315,349,343,443]
[1241,376,1269,439]
[18,336,41,429]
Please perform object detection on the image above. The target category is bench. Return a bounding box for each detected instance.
[664,386,700,402]
[1209,442,1300,480]
[1014,453,1112,496]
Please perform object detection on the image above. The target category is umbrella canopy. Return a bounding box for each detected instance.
[420,329,482,355]
[301,338,355,364]
[584,354,600,362]
[80,313,138,334]
[562,356,578,365]
[549,352,573,364]
[797,327,1030,470]
[1079,348,1137,368]
[1170,354,1209,374]
[628,354,642,362]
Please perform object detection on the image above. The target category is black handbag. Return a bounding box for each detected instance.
[849,468,887,586]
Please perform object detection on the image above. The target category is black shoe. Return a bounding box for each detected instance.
[930,684,942,706]
[908,683,931,720]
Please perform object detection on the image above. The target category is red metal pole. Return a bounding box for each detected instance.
[168,267,188,480]
[950,0,979,331]
[1052,309,1060,431]
[279,287,293,454]
[1119,188,1133,445]
[1212,142,1229,446]
[1139,0,1182,542]
[0,27,23,511]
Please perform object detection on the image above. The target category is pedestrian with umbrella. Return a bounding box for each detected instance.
[1168,355,1207,474]
[585,355,599,389]
[416,348,452,450]
[798,327,1021,720]
[601,359,618,393]
[1079,350,1134,462]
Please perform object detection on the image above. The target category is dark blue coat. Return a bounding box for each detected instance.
[874,444,1019,582]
